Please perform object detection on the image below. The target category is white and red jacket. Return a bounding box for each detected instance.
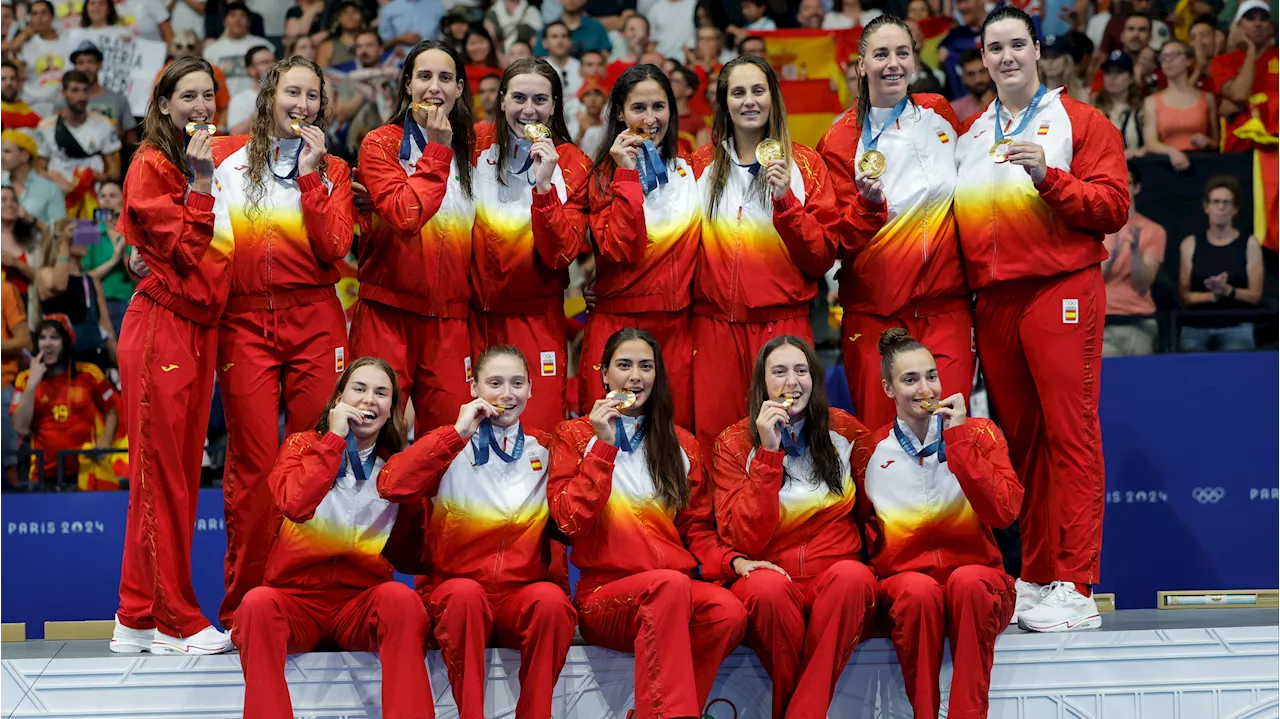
[357,127,477,319]
[818,95,970,317]
[689,141,838,323]
[587,161,701,316]
[710,409,873,581]
[954,88,1129,289]
[857,417,1022,582]
[263,432,427,592]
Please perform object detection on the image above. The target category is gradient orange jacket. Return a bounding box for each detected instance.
[689,141,838,323]
[117,146,228,327]
[711,409,873,581]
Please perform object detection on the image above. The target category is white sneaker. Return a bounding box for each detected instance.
[1017,581,1102,632]
[150,625,232,655]
[1011,579,1050,624]
[109,616,154,654]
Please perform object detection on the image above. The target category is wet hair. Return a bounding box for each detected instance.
[315,357,407,456]
[1203,175,1241,206]
[590,64,679,197]
[855,15,918,139]
[388,41,476,198]
[980,5,1037,47]
[600,328,688,510]
[244,57,330,225]
[747,335,843,495]
[473,344,529,378]
[707,55,793,220]
[493,58,571,185]
[878,328,928,383]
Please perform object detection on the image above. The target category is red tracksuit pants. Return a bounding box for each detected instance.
[216,292,348,629]
[579,309,693,429]
[236,582,434,719]
[576,570,748,719]
[841,305,974,429]
[974,269,1105,585]
[469,308,566,435]
[349,300,472,438]
[730,560,877,719]
[877,566,1014,719]
[691,313,812,458]
[425,578,577,719]
[116,295,218,638]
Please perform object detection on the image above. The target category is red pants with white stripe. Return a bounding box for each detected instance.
[116,295,218,638]
[730,561,877,719]
[425,578,576,719]
[841,302,974,429]
[579,309,693,429]
[877,566,1014,719]
[236,582,434,719]
[216,290,348,629]
[691,313,812,458]
[576,570,747,719]
[349,300,472,437]
[469,308,566,434]
[974,268,1105,585]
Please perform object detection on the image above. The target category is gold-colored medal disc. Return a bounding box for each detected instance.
[919,398,941,412]
[857,150,887,179]
[606,389,637,409]
[523,122,551,141]
[990,138,1014,163]
[289,119,311,134]
[755,138,783,165]
[184,121,216,136]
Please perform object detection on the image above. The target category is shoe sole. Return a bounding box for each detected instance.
[150,641,231,655]
[108,641,149,654]
[1018,613,1102,632]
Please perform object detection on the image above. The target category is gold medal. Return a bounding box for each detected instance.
[919,398,941,412]
[288,119,311,134]
[606,389,636,410]
[411,99,443,113]
[490,402,513,414]
[776,392,799,409]
[184,121,216,136]
[755,138,783,166]
[523,122,551,141]
[628,126,651,142]
[857,149,886,179]
[990,138,1014,163]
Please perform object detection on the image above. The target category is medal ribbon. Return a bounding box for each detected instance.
[637,139,668,193]
[892,415,947,464]
[994,83,1047,144]
[344,433,378,482]
[472,419,526,466]
[270,139,302,180]
[614,417,645,452]
[861,95,910,153]
[777,422,806,458]
[509,138,536,177]
[398,112,428,162]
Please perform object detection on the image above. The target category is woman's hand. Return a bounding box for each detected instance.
[453,398,497,440]
[327,401,368,439]
[588,397,623,446]
[934,393,967,431]
[1167,148,1191,171]
[1189,133,1212,150]
[765,160,789,200]
[608,131,640,171]
[854,167,885,205]
[297,123,329,177]
[186,127,214,181]
[731,557,791,580]
[421,104,453,147]
[128,252,152,278]
[531,137,559,194]
[1006,142,1048,185]
[754,400,790,453]
[351,179,374,212]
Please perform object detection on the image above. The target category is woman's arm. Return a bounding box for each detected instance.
[1036,104,1130,234]
[677,435,743,582]
[531,147,592,270]
[943,419,1024,529]
[124,156,216,276]
[35,245,72,302]
[268,432,345,522]
[1205,91,1220,149]
[547,426,615,537]
[376,426,469,501]
[711,428,782,556]
[1232,236,1264,304]
[1178,235,1218,305]
[815,120,889,261]
[588,168,649,265]
[358,134,453,235]
[771,151,839,278]
[300,159,355,263]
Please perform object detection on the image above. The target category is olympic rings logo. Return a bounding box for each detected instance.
[1192,487,1225,504]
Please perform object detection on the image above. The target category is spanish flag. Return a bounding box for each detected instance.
[916,16,956,71]
[0,100,40,130]
[752,28,861,148]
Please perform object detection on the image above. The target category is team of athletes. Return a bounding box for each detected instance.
[106,6,1128,718]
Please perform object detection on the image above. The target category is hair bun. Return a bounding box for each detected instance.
[878,327,915,356]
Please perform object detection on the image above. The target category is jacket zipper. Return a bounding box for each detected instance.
[494,539,506,583]
[798,542,807,577]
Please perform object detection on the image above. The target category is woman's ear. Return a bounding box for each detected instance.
[882,378,894,399]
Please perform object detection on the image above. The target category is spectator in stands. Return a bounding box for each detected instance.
[466,27,502,74]
[505,39,535,64]
[905,0,932,21]
[937,0,984,99]
[1102,162,1166,356]
[541,22,583,98]
[2,129,64,239]
[1102,13,1157,91]
[1098,0,1169,56]
[1142,39,1217,170]
[283,0,325,42]
[378,0,444,51]
[1187,15,1220,87]
[112,0,173,44]
[1041,34,1090,102]
[736,0,776,36]
[796,0,825,27]
[1093,51,1145,156]
[14,0,67,117]
[60,42,135,146]
[540,0,611,57]
[35,71,121,218]
[739,34,766,59]
[440,8,471,58]
[37,218,117,367]
[0,276,29,487]
[1211,0,1276,153]
[825,0,883,28]
[79,0,132,46]
[0,3,15,58]
[167,0,205,42]
[950,49,993,120]
[203,2,271,97]
[316,0,367,68]
[687,25,731,87]
[580,48,607,81]
[226,45,276,135]
[606,12,649,81]
[83,179,131,335]
[478,72,501,123]
[162,30,230,128]
[573,77,607,155]
[1178,176,1264,352]
[670,64,711,150]
[286,34,317,63]
[2,60,42,129]
[10,315,119,484]
[485,0,543,51]
[905,20,946,94]
[1,185,42,297]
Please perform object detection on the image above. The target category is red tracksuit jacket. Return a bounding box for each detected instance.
[689,141,838,323]
[547,416,733,591]
[117,145,228,327]
[953,88,1129,289]
[587,162,701,315]
[857,417,1022,581]
[264,432,427,591]
[357,128,476,319]
[818,95,969,317]
[711,409,873,581]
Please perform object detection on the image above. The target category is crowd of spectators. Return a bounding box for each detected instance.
[0,0,1274,489]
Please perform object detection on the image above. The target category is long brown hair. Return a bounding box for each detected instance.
[746,335,844,495]
[387,40,476,198]
[706,55,793,221]
[494,58,571,186]
[244,56,331,225]
[140,57,217,180]
[589,64,680,198]
[314,357,408,456]
[600,328,689,511]
[855,15,919,141]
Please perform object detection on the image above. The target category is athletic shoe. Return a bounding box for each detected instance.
[109,616,153,654]
[151,625,233,655]
[1017,581,1102,632]
[1011,578,1049,624]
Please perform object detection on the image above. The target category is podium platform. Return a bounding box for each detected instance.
[3,609,1277,719]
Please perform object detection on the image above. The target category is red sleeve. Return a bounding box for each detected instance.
[690,143,714,179]
[381,498,430,575]
[1210,52,1244,95]
[1035,99,1130,235]
[675,430,740,581]
[942,418,1023,529]
[711,422,782,557]
[359,129,454,235]
[10,372,27,414]
[120,150,215,277]
[269,432,345,523]
[86,367,119,416]
[531,143,592,269]
[298,157,355,264]
[547,420,615,537]
[376,426,469,501]
[588,167,648,264]
[772,145,839,278]
[815,114,888,260]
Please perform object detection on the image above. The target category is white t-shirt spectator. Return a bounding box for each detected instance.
[546,56,582,99]
[21,35,71,118]
[227,89,258,130]
[169,0,206,39]
[648,0,698,62]
[115,0,171,43]
[204,34,273,97]
[246,0,289,37]
[822,8,881,28]
[53,0,82,29]
[35,112,122,178]
[744,17,777,31]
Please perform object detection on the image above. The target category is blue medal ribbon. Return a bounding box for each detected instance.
[614,417,645,452]
[637,139,668,193]
[777,422,806,458]
[994,83,1047,144]
[270,139,302,180]
[509,138,536,179]
[893,415,947,465]
[398,112,428,162]
[344,433,378,482]
[861,94,910,153]
[472,419,525,466]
